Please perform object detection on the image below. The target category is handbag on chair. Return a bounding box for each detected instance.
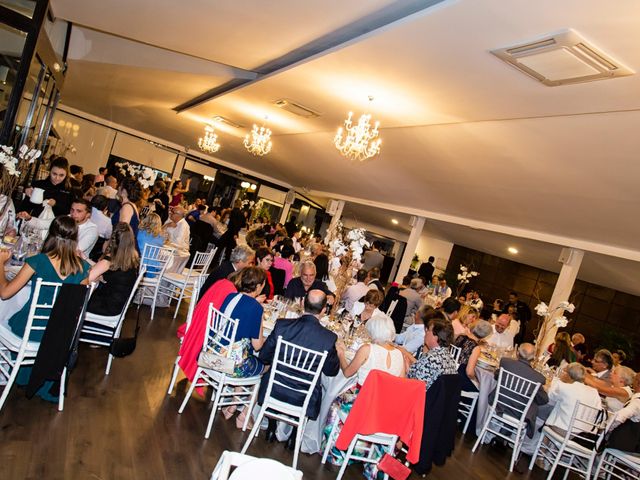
[378,453,411,480]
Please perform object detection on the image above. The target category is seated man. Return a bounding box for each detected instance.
[162,206,190,256]
[366,267,384,292]
[199,244,255,300]
[395,304,434,356]
[340,268,369,312]
[486,313,519,349]
[284,261,330,300]
[400,277,424,326]
[257,289,340,445]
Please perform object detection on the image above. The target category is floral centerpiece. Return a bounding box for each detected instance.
[324,220,370,315]
[114,161,157,189]
[456,264,479,297]
[533,300,575,359]
[0,145,42,231]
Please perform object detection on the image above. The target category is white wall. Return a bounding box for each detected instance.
[415,233,454,275]
[51,110,115,175]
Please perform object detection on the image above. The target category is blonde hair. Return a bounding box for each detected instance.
[458,304,479,325]
[139,212,162,237]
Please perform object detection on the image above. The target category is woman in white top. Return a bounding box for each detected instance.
[323,312,405,467]
[585,365,635,412]
[349,289,385,323]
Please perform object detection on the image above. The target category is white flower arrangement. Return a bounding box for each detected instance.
[0,144,41,178]
[456,264,479,296]
[114,161,157,189]
[534,299,576,357]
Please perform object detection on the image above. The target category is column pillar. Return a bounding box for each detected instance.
[395,216,425,283]
[278,203,291,225]
[327,200,345,235]
[538,248,584,353]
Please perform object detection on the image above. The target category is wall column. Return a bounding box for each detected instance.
[538,248,584,352]
[395,216,425,283]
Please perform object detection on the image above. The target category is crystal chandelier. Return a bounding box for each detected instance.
[334,96,381,161]
[197,124,220,154]
[243,123,272,156]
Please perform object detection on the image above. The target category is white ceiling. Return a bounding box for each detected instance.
[49,0,640,294]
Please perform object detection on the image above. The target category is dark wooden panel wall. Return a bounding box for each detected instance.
[446,245,640,368]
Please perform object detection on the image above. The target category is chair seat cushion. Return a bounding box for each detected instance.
[84,312,120,328]
[543,425,594,455]
[0,323,40,353]
[163,272,197,285]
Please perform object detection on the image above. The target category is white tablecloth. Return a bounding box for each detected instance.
[474,366,497,436]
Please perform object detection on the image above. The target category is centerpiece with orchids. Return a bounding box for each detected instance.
[456,264,479,297]
[533,299,576,360]
[324,220,369,315]
[0,144,42,233]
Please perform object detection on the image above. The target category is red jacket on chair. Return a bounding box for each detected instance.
[335,370,426,463]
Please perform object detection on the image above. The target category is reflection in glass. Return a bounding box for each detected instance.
[0,23,28,135]
[0,0,37,18]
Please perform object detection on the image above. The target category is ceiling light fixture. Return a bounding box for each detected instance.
[197,124,220,154]
[334,95,381,162]
[244,118,272,156]
[391,219,399,225]
[508,247,519,254]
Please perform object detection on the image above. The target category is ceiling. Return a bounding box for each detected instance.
[49,0,640,294]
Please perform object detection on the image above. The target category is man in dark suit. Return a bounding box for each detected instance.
[258,289,340,445]
[366,267,384,292]
[505,291,532,344]
[284,261,330,299]
[490,343,548,438]
[199,244,255,300]
[418,256,435,281]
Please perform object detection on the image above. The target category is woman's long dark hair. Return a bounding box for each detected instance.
[41,216,83,277]
[106,223,140,271]
[49,155,71,190]
[314,253,329,281]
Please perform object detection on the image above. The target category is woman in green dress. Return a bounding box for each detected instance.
[0,216,90,401]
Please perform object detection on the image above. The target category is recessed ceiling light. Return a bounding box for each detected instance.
[391,219,399,225]
[508,247,519,254]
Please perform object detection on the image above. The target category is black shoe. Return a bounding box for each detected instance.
[265,419,277,443]
[286,427,298,451]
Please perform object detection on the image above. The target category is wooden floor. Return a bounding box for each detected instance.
[0,301,554,480]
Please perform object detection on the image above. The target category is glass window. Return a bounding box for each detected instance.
[0,0,37,18]
[0,22,27,134]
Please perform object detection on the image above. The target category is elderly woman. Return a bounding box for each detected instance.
[407,318,458,389]
[350,289,385,322]
[323,312,405,471]
[452,305,479,339]
[454,320,493,391]
[584,365,635,412]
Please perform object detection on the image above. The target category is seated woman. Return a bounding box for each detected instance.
[584,365,635,412]
[255,246,275,301]
[272,243,295,288]
[0,216,90,401]
[452,305,479,339]
[547,331,577,367]
[136,213,165,276]
[454,320,493,392]
[323,312,405,473]
[87,223,139,316]
[407,318,458,390]
[350,289,385,322]
[218,266,267,428]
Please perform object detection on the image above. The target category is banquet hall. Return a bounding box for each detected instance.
[1,1,640,479]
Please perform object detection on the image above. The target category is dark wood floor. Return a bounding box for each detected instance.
[0,301,555,480]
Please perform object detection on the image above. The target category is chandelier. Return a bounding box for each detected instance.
[197,124,220,154]
[243,123,272,156]
[334,96,381,161]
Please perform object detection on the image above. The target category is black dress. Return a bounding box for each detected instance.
[88,268,138,316]
[21,178,74,217]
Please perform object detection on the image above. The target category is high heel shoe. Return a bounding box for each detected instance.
[221,405,237,420]
[236,411,254,430]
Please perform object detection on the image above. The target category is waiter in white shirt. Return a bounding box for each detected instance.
[486,313,519,349]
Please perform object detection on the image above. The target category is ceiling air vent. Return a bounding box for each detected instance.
[211,115,243,129]
[491,29,633,86]
[273,98,321,118]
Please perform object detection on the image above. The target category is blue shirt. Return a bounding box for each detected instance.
[219,293,263,353]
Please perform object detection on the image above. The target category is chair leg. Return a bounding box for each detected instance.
[321,416,340,464]
[241,406,265,455]
[167,359,180,395]
[547,444,566,480]
[179,369,202,414]
[472,412,491,453]
[173,287,188,319]
[0,355,22,412]
[242,385,259,432]
[291,418,306,469]
[510,428,524,472]
[205,383,223,439]
[336,436,358,480]
[105,353,114,375]
[462,396,478,435]
[58,367,67,412]
[528,429,546,470]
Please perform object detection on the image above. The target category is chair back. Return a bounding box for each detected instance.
[22,279,63,345]
[385,299,398,317]
[114,267,147,336]
[263,336,327,414]
[448,344,462,366]
[140,244,174,278]
[187,250,216,278]
[492,368,541,423]
[564,401,609,450]
[203,304,240,358]
[184,275,206,333]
